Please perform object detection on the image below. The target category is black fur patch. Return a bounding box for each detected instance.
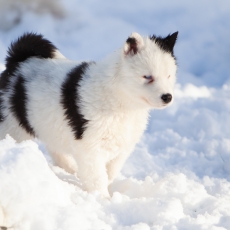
[61,62,89,139]
[126,37,138,55]
[0,70,12,90]
[150,32,178,57]
[6,33,57,72]
[0,66,9,124]
[2,33,57,90]
[0,95,4,122]
[10,76,35,136]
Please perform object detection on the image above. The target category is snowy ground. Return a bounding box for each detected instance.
[0,0,230,229]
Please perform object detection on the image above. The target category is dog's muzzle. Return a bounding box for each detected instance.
[161,94,172,104]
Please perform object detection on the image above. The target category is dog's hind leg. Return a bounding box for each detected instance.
[48,150,78,174]
[0,114,33,142]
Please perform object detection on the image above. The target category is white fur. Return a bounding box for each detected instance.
[0,33,177,197]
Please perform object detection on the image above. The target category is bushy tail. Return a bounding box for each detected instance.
[5,32,62,71]
[0,33,65,89]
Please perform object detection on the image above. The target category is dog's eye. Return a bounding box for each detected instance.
[143,75,154,83]
[144,75,152,80]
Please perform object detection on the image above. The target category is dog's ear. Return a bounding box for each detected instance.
[162,31,178,52]
[124,32,144,56]
[150,31,178,54]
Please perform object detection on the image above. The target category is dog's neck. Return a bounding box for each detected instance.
[79,50,150,114]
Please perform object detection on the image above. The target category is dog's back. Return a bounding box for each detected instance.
[0,33,94,174]
[0,33,79,142]
[0,33,54,140]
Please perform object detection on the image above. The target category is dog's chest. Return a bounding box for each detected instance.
[86,110,149,160]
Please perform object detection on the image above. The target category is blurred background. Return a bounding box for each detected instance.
[0,0,230,87]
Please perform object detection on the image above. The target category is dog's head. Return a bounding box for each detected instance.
[118,32,178,109]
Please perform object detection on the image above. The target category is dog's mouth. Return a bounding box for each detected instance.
[141,97,152,107]
[141,97,170,108]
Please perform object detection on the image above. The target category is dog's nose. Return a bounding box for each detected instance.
[161,93,172,104]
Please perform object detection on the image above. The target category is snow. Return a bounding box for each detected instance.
[0,0,230,229]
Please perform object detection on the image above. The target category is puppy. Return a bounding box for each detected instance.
[0,32,178,197]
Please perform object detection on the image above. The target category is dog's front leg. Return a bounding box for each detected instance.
[106,152,129,184]
[75,150,110,197]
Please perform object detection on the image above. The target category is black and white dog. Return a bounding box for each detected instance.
[0,32,178,197]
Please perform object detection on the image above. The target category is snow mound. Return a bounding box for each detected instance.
[0,136,111,230]
[0,135,230,229]
[175,84,212,99]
